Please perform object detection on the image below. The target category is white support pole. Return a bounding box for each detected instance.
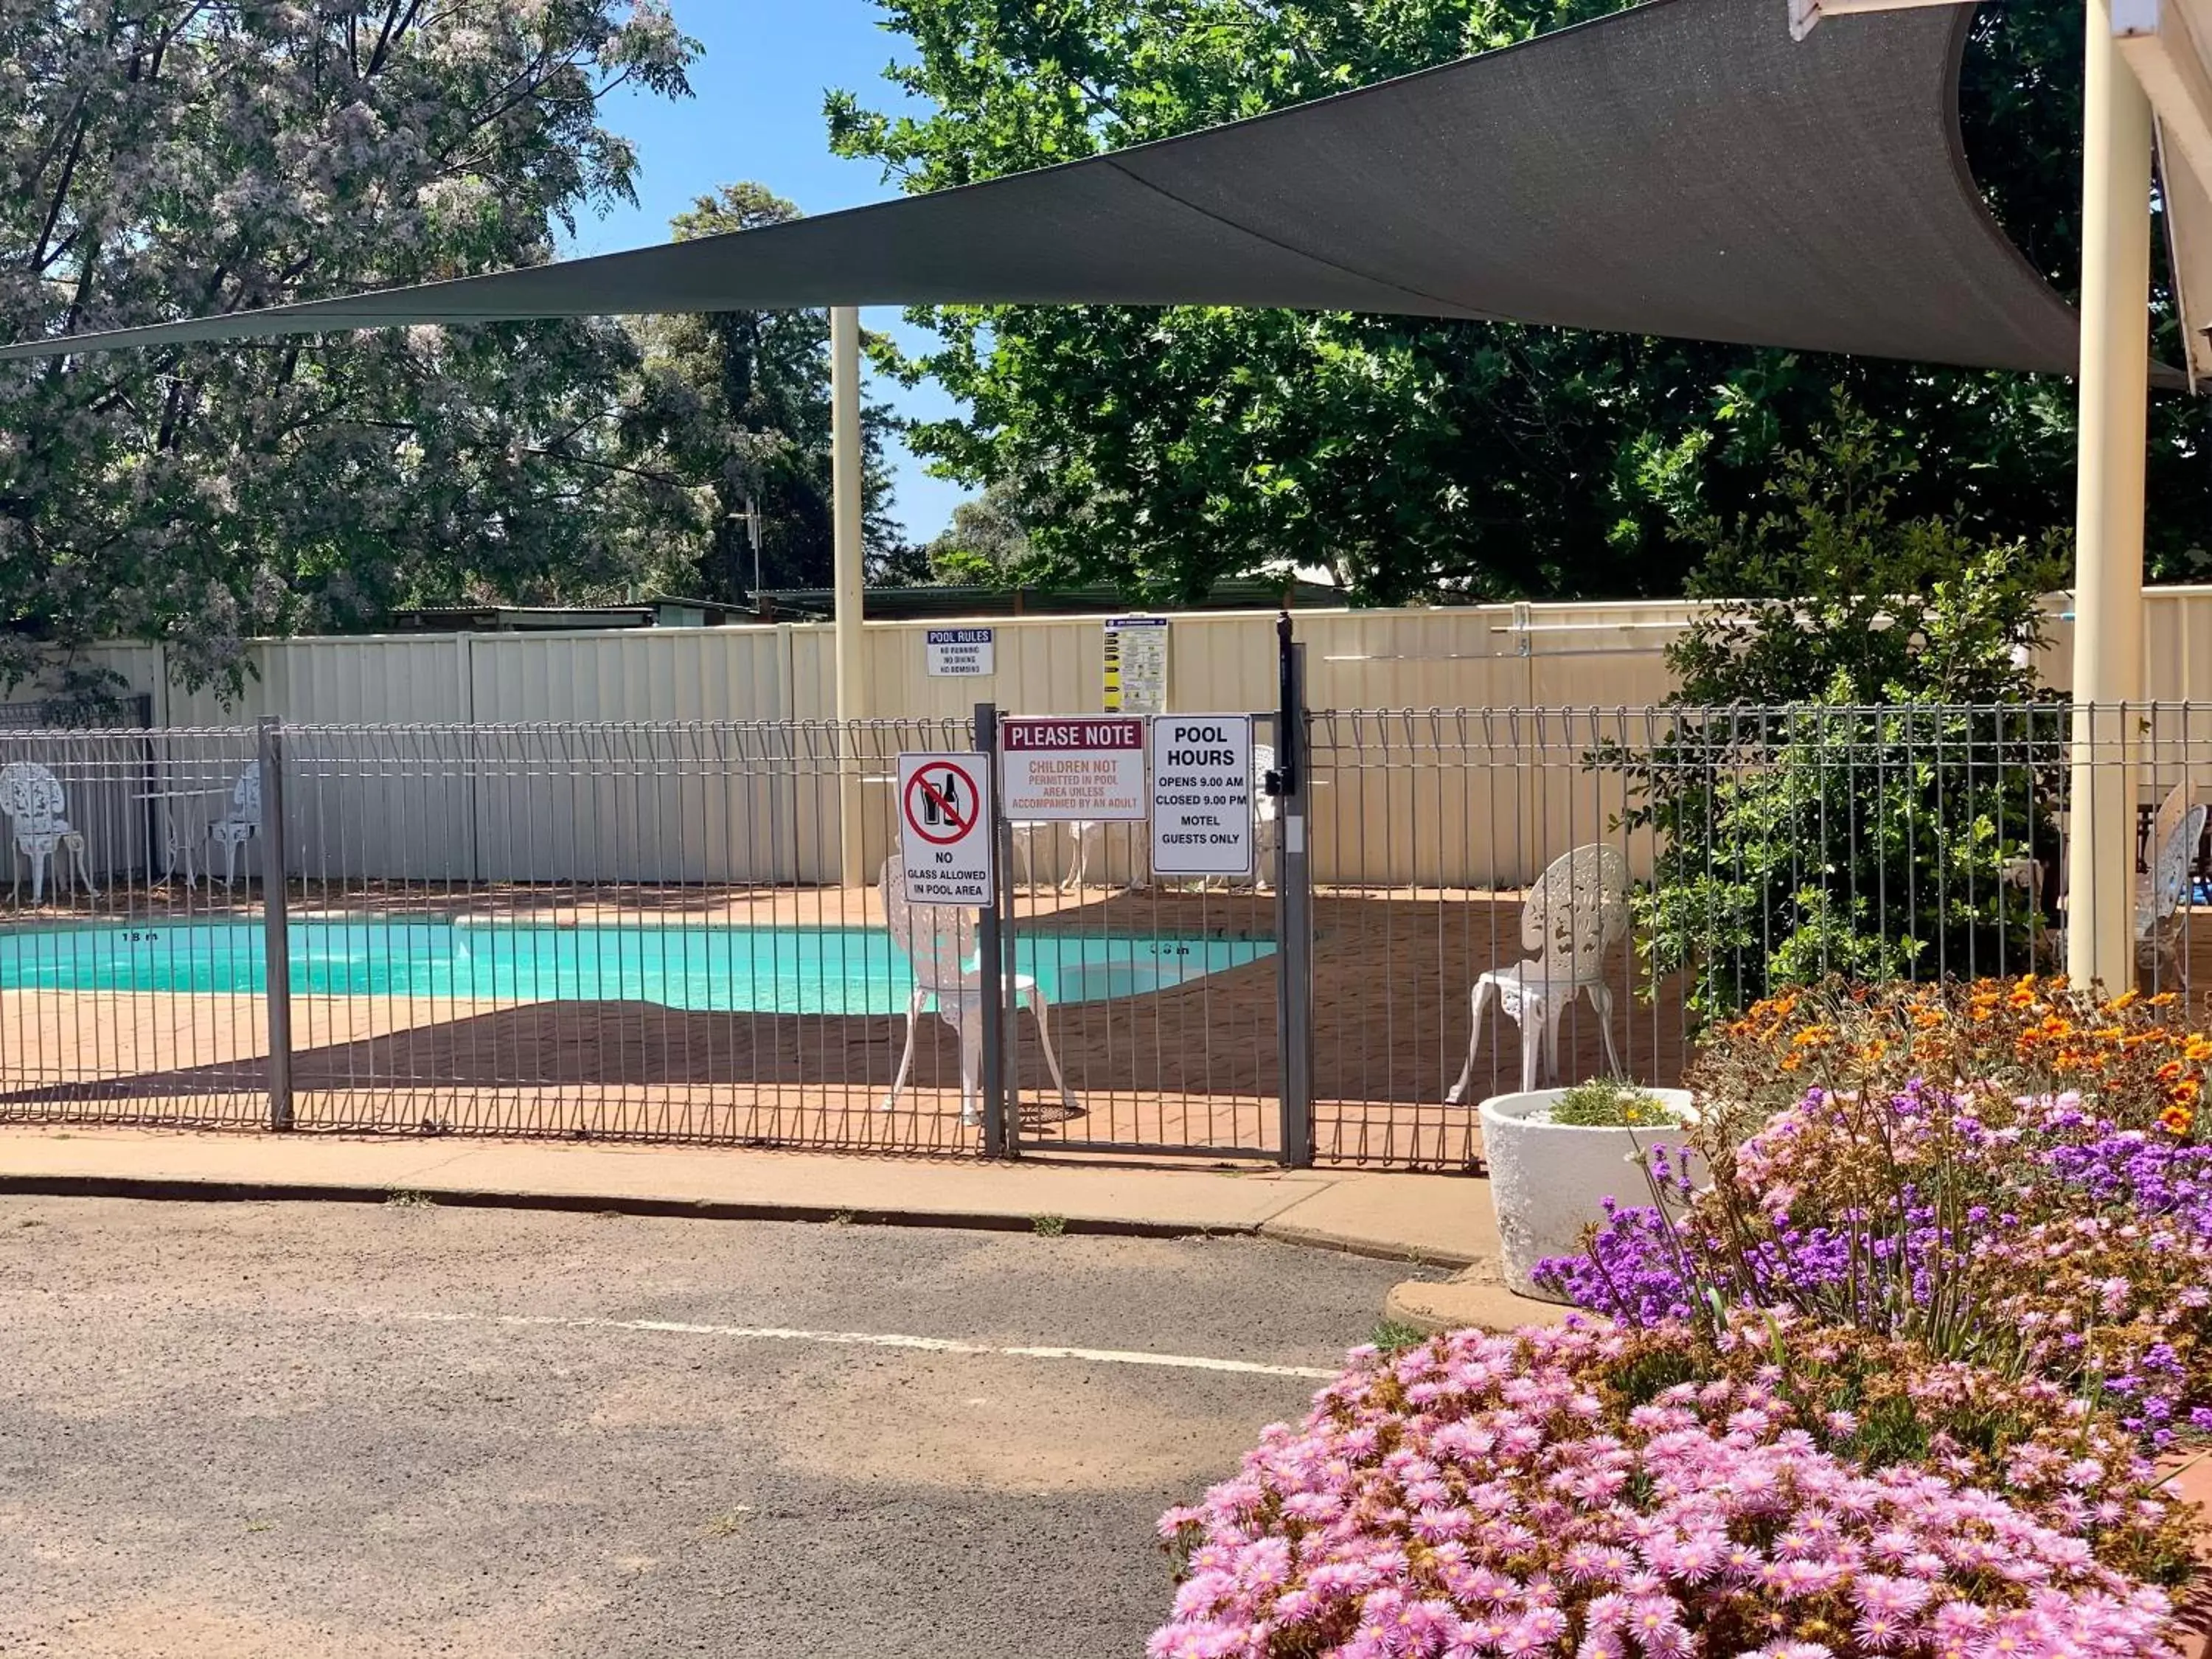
[2068,0,2155,992]
[832,305,869,889]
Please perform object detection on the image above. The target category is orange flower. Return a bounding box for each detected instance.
[2173,1079,2205,1106]
[2161,1105,2196,1135]
[2157,1060,2188,1082]
[2188,1036,2212,1062]
[2152,992,2180,1007]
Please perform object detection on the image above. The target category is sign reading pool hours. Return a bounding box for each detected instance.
[1000,717,1147,821]
[1102,616,1169,714]
[1150,714,1254,877]
[898,753,995,905]
[924,627,995,678]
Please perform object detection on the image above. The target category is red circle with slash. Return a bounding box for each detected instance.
[903,761,981,846]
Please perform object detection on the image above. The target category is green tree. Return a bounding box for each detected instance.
[1,0,701,695]
[1609,400,2070,1019]
[619,182,906,602]
[828,1,2211,603]
[921,479,1032,583]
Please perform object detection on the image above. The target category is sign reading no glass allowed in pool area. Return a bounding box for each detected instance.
[898,753,995,905]
[1000,717,1147,821]
[1150,714,1254,878]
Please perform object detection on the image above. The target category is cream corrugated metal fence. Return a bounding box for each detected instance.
[52,587,2212,886]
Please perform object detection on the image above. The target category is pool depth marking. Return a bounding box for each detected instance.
[391,1310,1338,1380]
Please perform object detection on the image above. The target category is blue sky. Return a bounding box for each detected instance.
[572,1,970,544]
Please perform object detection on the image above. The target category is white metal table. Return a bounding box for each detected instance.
[133,787,230,888]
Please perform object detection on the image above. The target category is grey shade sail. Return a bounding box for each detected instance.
[1,0,2084,375]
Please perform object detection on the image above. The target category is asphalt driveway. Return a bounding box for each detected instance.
[0,1196,1411,1658]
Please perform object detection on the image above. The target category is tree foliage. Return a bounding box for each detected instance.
[1609,400,2068,1020]
[919,477,1030,583]
[830,0,2211,603]
[618,181,906,602]
[1,0,700,694]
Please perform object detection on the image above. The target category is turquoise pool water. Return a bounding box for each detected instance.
[0,921,1276,1015]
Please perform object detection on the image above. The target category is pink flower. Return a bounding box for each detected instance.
[1149,1325,2183,1659]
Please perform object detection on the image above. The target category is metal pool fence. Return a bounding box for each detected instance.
[0,703,2198,1169]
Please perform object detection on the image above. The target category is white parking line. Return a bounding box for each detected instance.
[392,1310,1340,1380]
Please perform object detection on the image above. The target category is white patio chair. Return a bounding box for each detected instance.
[210,762,262,886]
[1447,843,1628,1103]
[879,857,1080,1126]
[2138,788,2207,987]
[0,762,97,905]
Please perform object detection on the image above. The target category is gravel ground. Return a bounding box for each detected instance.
[0,1196,1413,1658]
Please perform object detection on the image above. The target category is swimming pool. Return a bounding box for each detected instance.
[0,921,1276,1015]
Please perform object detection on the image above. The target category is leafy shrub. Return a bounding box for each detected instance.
[1596,402,2067,1021]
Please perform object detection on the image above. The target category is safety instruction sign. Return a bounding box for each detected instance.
[1150,714,1254,877]
[899,753,994,904]
[1103,616,1169,714]
[1001,717,1147,821]
[925,627,995,677]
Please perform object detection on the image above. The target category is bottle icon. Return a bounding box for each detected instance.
[922,769,960,827]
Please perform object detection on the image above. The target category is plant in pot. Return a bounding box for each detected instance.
[1478,1077,1694,1300]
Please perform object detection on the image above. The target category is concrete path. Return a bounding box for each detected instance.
[0,1125,1494,1262]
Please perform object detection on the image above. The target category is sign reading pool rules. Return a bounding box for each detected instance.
[1150,714,1254,877]
[898,753,995,905]
[1000,717,1147,821]
[924,627,995,677]
[1102,616,1169,714]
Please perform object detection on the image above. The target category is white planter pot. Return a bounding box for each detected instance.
[1478,1087,1698,1301]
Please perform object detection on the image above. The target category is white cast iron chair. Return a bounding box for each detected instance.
[1447,843,1629,1102]
[211,763,263,886]
[879,857,1080,1126]
[0,762,97,905]
[2138,786,2208,987]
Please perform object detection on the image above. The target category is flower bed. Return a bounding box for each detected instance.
[1534,979,2212,1448]
[1153,978,2212,1658]
[1151,1319,2195,1659]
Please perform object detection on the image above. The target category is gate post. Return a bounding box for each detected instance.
[1273,618,1316,1168]
[973,703,1012,1158]
[257,717,294,1132]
